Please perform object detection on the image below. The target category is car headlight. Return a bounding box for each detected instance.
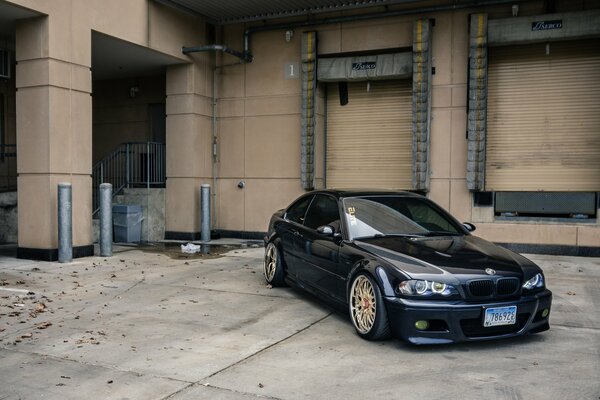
[522,273,545,290]
[398,280,457,297]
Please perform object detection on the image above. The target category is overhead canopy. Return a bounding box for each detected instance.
[155,0,517,24]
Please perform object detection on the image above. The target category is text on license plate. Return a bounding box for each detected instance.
[483,306,517,327]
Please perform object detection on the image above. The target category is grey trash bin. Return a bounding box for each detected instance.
[112,205,143,243]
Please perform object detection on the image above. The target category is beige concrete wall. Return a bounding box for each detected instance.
[6,0,599,249]
[92,75,165,163]
[215,5,600,248]
[216,26,306,233]
[6,0,199,251]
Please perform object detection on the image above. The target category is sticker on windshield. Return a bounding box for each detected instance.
[347,207,357,226]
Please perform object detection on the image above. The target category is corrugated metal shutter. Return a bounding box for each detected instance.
[486,39,600,191]
[326,80,412,189]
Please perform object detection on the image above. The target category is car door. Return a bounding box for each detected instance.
[295,194,345,302]
[278,194,314,279]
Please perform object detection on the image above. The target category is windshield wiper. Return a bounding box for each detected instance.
[372,233,425,238]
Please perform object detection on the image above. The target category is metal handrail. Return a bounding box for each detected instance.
[0,144,16,158]
[92,142,166,215]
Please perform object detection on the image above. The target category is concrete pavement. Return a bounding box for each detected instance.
[0,243,599,400]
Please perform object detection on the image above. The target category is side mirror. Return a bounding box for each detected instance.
[316,225,334,236]
[463,222,476,232]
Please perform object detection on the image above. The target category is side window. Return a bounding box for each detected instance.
[304,195,340,230]
[285,195,313,224]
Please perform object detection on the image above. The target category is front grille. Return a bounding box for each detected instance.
[461,313,530,338]
[467,278,522,299]
[497,278,520,295]
[469,280,494,297]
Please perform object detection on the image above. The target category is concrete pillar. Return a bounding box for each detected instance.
[15,16,93,261]
[164,47,214,240]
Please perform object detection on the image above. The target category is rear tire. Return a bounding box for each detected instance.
[349,273,391,340]
[264,242,286,287]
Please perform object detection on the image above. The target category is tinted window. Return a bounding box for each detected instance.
[304,195,340,230]
[285,195,313,224]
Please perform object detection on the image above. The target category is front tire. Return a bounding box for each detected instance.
[264,242,286,287]
[349,273,391,340]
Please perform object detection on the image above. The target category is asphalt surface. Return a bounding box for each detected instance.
[0,242,599,400]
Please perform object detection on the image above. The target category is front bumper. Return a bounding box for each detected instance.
[384,289,552,345]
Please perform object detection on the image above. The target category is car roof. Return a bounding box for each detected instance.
[311,189,424,199]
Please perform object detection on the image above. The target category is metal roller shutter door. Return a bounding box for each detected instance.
[486,39,600,191]
[326,80,412,189]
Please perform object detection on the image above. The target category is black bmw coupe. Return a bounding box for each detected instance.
[264,190,552,344]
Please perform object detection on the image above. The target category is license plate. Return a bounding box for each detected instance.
[483,306,517,327]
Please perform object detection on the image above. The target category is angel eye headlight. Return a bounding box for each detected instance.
[397,280,457,297]
[414,280,428,294]
[431,282,447,294]
[523,273,545,290]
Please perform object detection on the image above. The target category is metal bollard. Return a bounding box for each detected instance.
[58,183,72,263]
[99,183,113,257]
[201,184,211,242]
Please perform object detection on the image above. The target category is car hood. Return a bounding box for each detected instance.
[354,235,532,278]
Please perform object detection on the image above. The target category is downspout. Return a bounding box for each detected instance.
[182,44,252,62]
[211,60,243,229]
[182,45,245,229]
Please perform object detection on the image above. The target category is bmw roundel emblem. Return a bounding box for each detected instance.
[485,268,496,276]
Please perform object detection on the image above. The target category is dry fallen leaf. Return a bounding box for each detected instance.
[36,322,52,330]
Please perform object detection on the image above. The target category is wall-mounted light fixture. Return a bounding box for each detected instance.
[129,86,139,98]
[285,30,294,43]
[512,4,519,17]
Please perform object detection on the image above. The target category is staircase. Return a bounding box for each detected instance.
[92,142,166,215]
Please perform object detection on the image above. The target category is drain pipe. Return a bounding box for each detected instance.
[182,44,252,62]
[182,44,245,229]
[242,0,521,58]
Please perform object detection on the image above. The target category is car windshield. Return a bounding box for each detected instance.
[342,196,464,240]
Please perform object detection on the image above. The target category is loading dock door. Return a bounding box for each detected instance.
[486,39,600,191]
[326,80,412,189]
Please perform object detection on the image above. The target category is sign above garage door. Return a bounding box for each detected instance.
[317,52,412,82]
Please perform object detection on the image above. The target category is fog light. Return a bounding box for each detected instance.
[542,308,549,318]
[415,320,429,330]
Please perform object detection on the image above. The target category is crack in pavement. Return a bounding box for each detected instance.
[202,312,333,381]
[162,383,285,400]
[551,324,600,332]
[146,282,300,300]
[0,346,194,385]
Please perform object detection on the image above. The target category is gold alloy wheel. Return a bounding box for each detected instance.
[264,243,277,282]
[350,275,376,334]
